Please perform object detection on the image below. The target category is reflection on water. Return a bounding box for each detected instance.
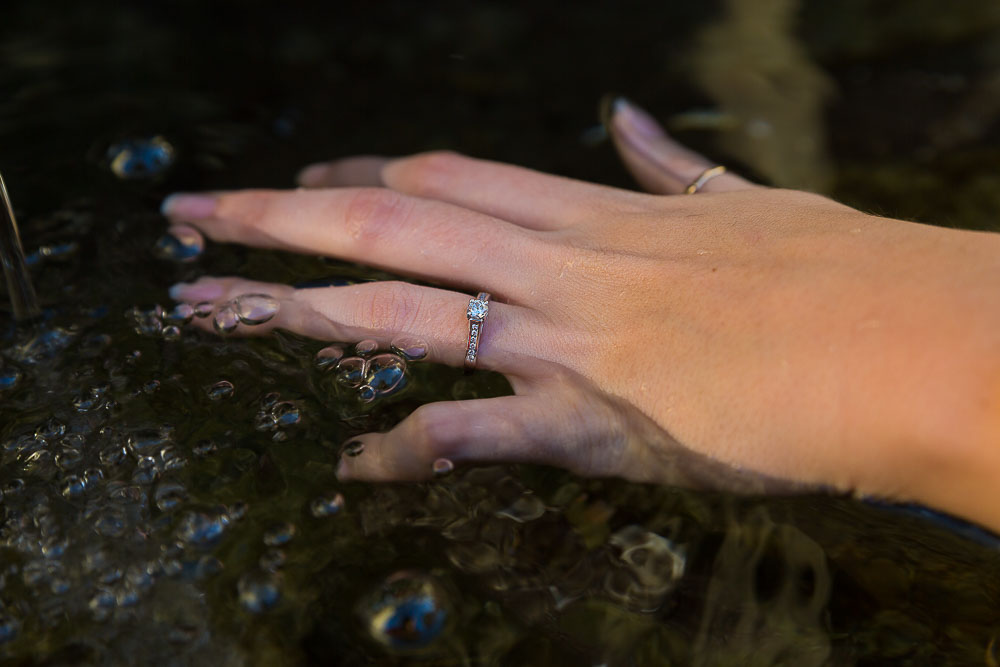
[690,0,833,191]
[3,1,1000,664]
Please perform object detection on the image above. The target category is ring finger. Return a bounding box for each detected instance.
[170,276,546,374]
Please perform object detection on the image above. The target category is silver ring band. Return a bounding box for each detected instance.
[684,165,727,194]
[465,292,490,369]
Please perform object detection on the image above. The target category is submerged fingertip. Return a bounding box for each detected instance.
[296,163,329,187]
[160,192,218,220]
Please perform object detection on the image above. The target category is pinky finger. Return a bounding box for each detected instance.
[604,96,758,195]
[334,372,794,493]
[334,393,609,482]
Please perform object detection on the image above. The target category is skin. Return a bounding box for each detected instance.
[162,99,1000,532]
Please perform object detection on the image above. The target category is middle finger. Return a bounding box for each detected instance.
[161,187,549,303]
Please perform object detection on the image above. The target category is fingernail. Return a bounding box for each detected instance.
[611,97,665,140]
[296,163,329,187]
[169,281,222,302]
[160,193,218,220]
[341,440,365,458]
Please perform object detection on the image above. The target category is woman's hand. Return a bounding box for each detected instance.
[162,99,1000,530]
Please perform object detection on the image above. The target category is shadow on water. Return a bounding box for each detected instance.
[3,1,1000,665]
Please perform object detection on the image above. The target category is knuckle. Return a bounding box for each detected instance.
[389,150,466,196]
[406,404,455,457]
[354,281,423,333]
[343,188,413,247]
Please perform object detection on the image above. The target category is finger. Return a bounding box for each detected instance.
[604,97,758,195]
[297,155,389,188]
[171,276,544,372]
[160,187,547,300]
[336,368,805,491]
[334,394,616,482]
[297,151,650,231]
[335,368,664,482]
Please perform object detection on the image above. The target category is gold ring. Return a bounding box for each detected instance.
[464,292,490,369]
[684,165,727,194]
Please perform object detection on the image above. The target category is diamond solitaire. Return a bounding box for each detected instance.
[464,292,491,369]
[467,298,489,322]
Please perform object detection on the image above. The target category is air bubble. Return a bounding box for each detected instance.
[154,482,188,512]
[165,303,196,325]
[108,135,175,179]
[0,366,22,391]
[61,475,86,498]
[94,510,127,538]
[226,502,248,521]
[237,571,282,613]
[494,494,546,523]
[368,353,406,394]
[270,402,300,427]
[206,380,234,401]
[161,325,182,341]
[358,385,376,403]
[192,440,218,457]
[390,336,429,361]
[309,493,345,517]
[357,571,450,651]
[314,345,344,371]
[176,510,229,548]
[55,448,83,470]
[432,458,455,477]
[153,226,204,263]
[355,339,379,356]
[213,305,239,334]
[0,616,21,644]
[129,428,172,455]
[262,522,296,547]
[193,302,214,318]
[130,304,165,337]
[100,444,129,467]
[233,293,279,325]
[336,357,366,388]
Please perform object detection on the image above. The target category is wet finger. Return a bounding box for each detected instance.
[333,394,602,482]
[335,369,800,492]
[335,370,659,482]
[160,187,549,301]
[604,97,758,195]
[296,151,649,231]
[171,277,544,372]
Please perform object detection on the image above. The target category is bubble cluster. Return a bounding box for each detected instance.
[207,294,280,335]
[317,339,422,403]
[108,135,175,179]
[253,392,302,441]
[128,304,186,340]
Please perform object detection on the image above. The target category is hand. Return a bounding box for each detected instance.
[162,99,1000,530]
